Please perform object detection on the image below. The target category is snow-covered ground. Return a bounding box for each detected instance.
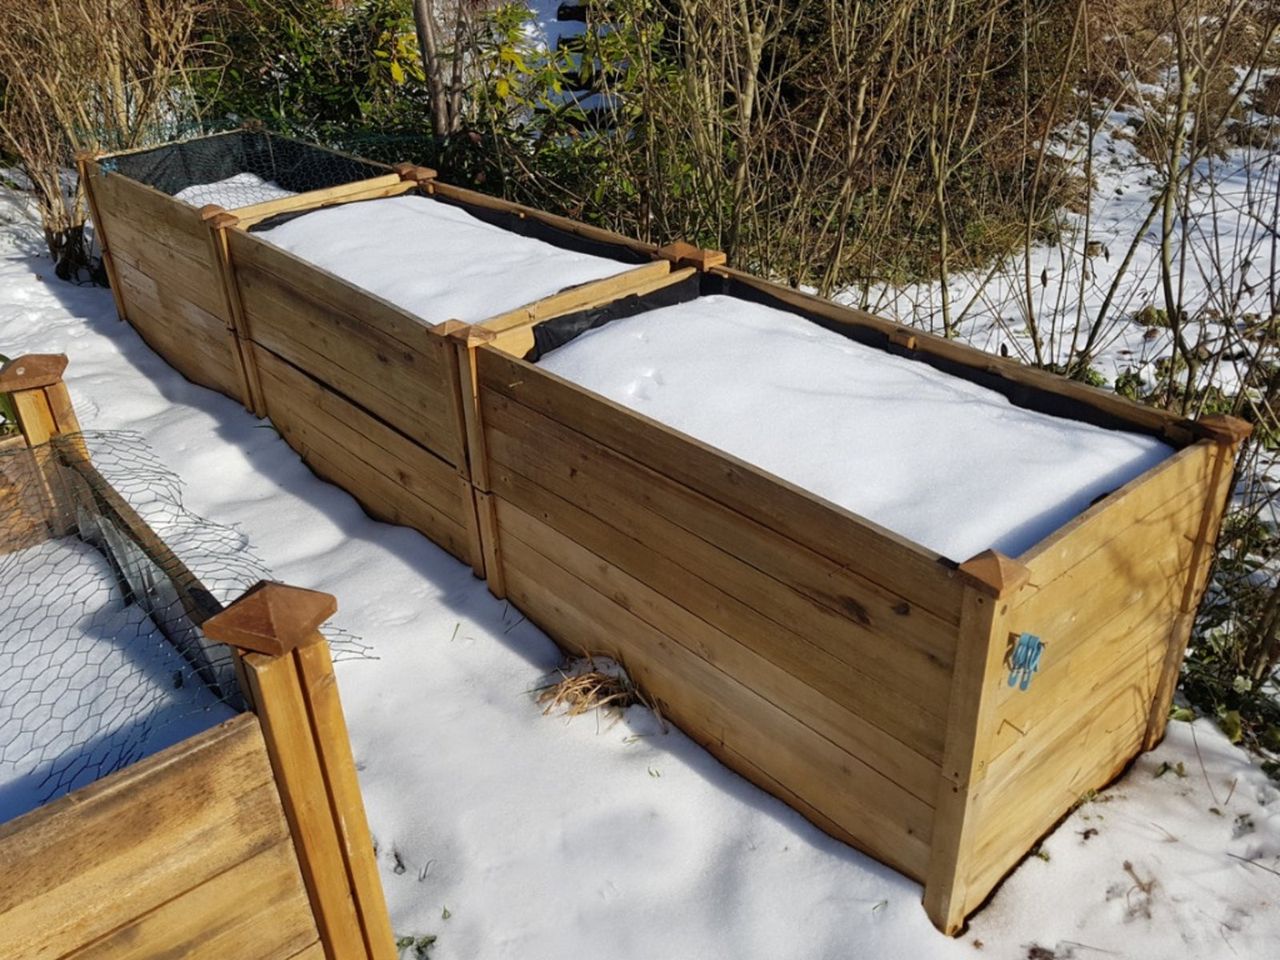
[2,183,1279,957]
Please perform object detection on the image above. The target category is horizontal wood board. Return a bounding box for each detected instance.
[957,440,1216,914]
[228,228,460,463]
[0,714,320,960]
[254,344,474,565]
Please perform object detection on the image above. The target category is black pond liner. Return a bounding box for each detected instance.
[529,271,1172,440]
[101,130,389,200]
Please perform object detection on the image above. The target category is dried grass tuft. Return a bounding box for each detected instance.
[536,657,659,727]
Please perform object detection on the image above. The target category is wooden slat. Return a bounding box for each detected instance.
[1017,441,1216,583]
[255,346,472,564]
[0,715,289,960]
[230,173,408,226]
[102,214,228,320]
[480,260,672,335]
[489,449,950,760]
[487,267,696,360]
[79,158,128,320]
[90,166,212,259]
[498,498,941,802]
[65,841,320,960]
[500,532,936,880]
[229,231,459,461]
[243,653,367,960]
[476,346,964,617]
[482,389,957,677]
[922,582,1015,935]
[1146,438,1240,747]
[295,642,399,960]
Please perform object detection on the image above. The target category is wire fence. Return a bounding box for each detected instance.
[0,430,370,821]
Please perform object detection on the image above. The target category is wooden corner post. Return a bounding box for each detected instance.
[75,151,128,322]
[0,354,82,447]
[202,205,267,416]
[924,550,1031,934]
[438,320,502,588]
[1144,413,1252,750]
[0,354,86,545]
[656,240,727,272]
[204,582,397,960]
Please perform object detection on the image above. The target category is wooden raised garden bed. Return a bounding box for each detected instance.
[76,132,1250,935]
[460,267,1250,933]
[0,355,395,960]
[82,132,711,574]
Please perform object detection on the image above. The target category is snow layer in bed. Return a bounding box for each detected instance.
[260,194,637,323]
[174,172,295,209]
[538,296,1174,559]
[0,537,236,821]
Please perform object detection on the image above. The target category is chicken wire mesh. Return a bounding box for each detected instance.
[0,430,370,821]
[97,128,390,210]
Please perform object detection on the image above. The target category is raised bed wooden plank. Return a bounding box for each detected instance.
[90,166,211,255]
[0,715,289,960]
[114,262,242,399]
[487,446,950,762]
[64,841,319,960]
[229,233,461,462]
[482,388,958,664]
[501,533,936,880]
[1017,440,1216,585]
[255,347,472,564]
[497,497,942,801]
[104,215,228,320]
[477,347,965,618]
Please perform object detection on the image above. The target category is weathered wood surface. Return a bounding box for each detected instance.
[230,173,409,227]
[500,515,936,880]
[482,393,954,759]
[476,347,964,619]
[243,652,368,960]
[947,440,1217,923]
[254,345,474,565]
[0,714,321,960]
[229,229,462,464]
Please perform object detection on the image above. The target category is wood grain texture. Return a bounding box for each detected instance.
[295,642,399,960]
[501,528,936,879]
[243,653,367,960]
[0,715,298,960]
[254,345,473,565]
[497,497,942,802]
[63,841,320,960]
[229,230,459,462]
[476,347,964,618]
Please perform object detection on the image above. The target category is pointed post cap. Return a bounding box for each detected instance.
[0,354,69,393]
[958,549,1031,599]
[203,581,337,656]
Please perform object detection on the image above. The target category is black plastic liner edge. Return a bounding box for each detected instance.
[531,271,1172,441]
[102,130,389,199]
